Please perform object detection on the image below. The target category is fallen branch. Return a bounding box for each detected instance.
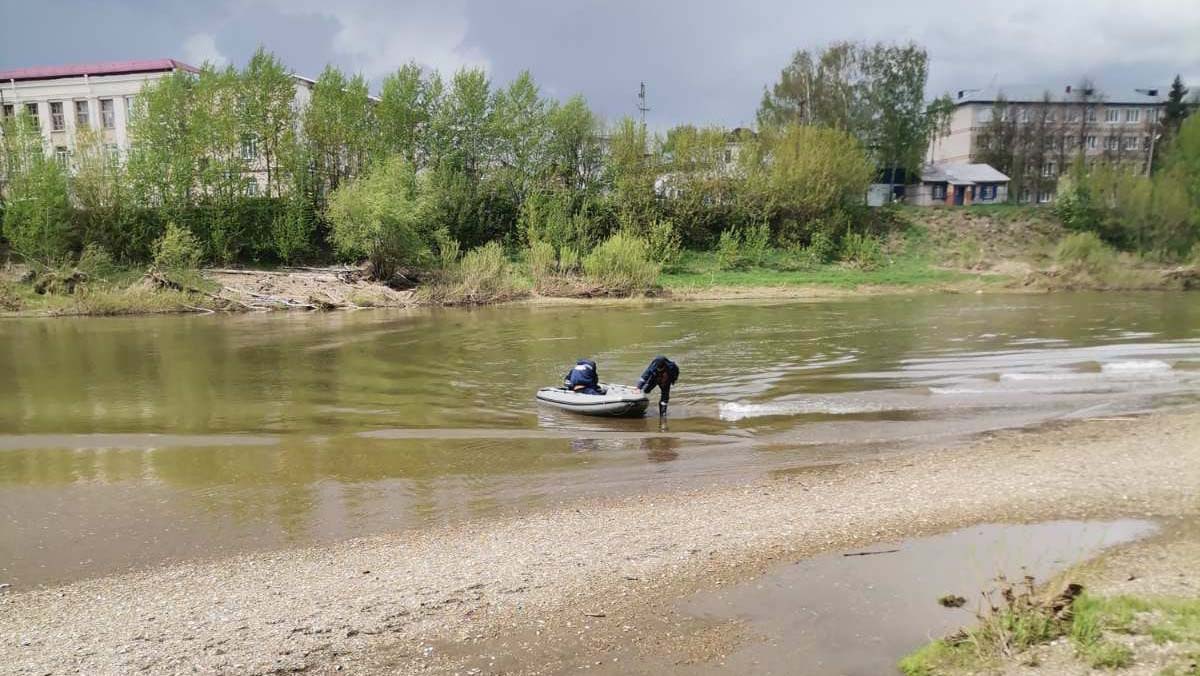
[843,548,900,557]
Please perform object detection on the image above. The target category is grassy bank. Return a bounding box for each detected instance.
[900,533,1200,676]
[3,205,1196,318]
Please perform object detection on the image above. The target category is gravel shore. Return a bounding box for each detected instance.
[3,409,1198,675]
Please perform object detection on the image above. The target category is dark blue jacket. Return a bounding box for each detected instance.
[637,356,679,394]
[564,359,600,393]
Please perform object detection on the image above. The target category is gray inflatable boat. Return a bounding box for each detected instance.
[535,384,650,417]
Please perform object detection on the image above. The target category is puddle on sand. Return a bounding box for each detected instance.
[671,519,1156,676]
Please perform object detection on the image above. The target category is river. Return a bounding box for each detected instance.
[2,292,1198,586]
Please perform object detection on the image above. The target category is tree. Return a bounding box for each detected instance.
[544,95,603,193]
[861,43,933,187]
[1163,75,1192,139]
[759,41,946,185]
[490,70,550,207]
[303,66,376,200]
[326,155,432,279]
[240,47,297,198]
[742,124,874,243]
[0,114,72,262]
[126,70,198,214]
[377,62,435,167]
[434,68,493,178]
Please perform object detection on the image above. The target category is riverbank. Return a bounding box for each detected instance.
[3,407,1197,675]
[3,207,1197,318]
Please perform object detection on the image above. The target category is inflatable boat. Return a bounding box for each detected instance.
[535,384,650,417]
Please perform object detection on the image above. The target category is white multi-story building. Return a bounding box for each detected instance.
[0,59,200,164]
[1,59,316,196]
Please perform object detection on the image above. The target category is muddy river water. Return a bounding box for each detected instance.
[2,293,1199,585]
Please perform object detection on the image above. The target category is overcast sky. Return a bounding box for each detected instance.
[2,0,1198,129]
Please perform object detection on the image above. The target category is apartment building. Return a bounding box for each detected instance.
[926,85,1165,202]
[0,59,201,166]
[1,59,315,196]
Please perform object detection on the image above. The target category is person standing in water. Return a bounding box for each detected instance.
[637,356,680,416]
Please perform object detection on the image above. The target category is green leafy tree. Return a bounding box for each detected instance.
[434,68,493,178]
[490,70,550,207]
[327,155,432,279]
[545,95,603,193]
[240,47,297,197]
[303,65,376,199]
[0,115,73,262]
[126,70,197,214]
[377,62,438,167]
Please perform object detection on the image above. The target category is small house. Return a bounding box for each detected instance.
[911,163,1010,206]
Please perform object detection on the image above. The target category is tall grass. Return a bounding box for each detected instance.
[583,233,660,294]
[1054,231,1116,273]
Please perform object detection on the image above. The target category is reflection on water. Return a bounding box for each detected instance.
[1,293,1198,584]
[675,520,1156,676]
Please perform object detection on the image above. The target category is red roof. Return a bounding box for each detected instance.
[0,59,199,83]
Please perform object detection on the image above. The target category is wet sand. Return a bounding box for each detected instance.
[2,409,1199,675]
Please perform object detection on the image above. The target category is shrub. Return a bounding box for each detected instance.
[1190,242,1200,266]
[0,279,23,311]
[528,240,557,289]
[449,242,518,303]
[716,228,744,270]
[153,222,204,270]
[645,218,682,265]
[327,156,431,280]
[806,230,838,264]
[76,244,119,282]
[840,232,885,270]
[742,223,771,267]
[583,233,660,294]
[1054,232,1116,273]
[271,199,313,264]
[557,245,580,274]
[435,231,461,270]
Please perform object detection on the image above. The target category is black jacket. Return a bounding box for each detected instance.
[636,356,679,393]
[564,359,600,391]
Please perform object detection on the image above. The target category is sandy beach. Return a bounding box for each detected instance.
[3,408,1198,675]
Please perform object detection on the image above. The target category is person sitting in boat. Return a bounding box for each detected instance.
[637,356,680,416]
[563,358,602,395]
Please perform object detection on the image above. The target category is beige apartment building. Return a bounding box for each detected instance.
[926,85,1165,202]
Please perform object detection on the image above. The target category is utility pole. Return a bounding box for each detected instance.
[637,82,650,129]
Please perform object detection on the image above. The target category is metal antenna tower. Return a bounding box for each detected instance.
[637,82,650,127]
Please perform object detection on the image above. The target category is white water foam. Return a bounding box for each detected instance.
[1100,360,1172,375]
[718,399,887,421]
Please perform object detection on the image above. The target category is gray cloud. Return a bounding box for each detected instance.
[2,0,1197,129]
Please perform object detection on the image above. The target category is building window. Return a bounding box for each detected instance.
[54,146,69,167]
[22,103,39,129]
[1086,109,1097,122]
[1067,109,1080,123]
[49,101,65,131]
[1125,108,1139,123]
[1038,191,1054,204]
[1148,108,1159,121]
[1105,108,1121,123]
[245,180,259,197]
[75,100,90,128]
[1105,136,1119,151]
[1086,135,1097,149]
[1016,107,1028,123]
[124,95,138,119]
[1124,136,1138,150]
[1020,190,1032,204]
[1,104,12,119]
[977,108,993,123]
[1046,111,1057,122]
[1042,162,1057,178]
[979,184,996,201]
[931,184,946,200]
[241,137,257,161]
[100,99,115,129]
